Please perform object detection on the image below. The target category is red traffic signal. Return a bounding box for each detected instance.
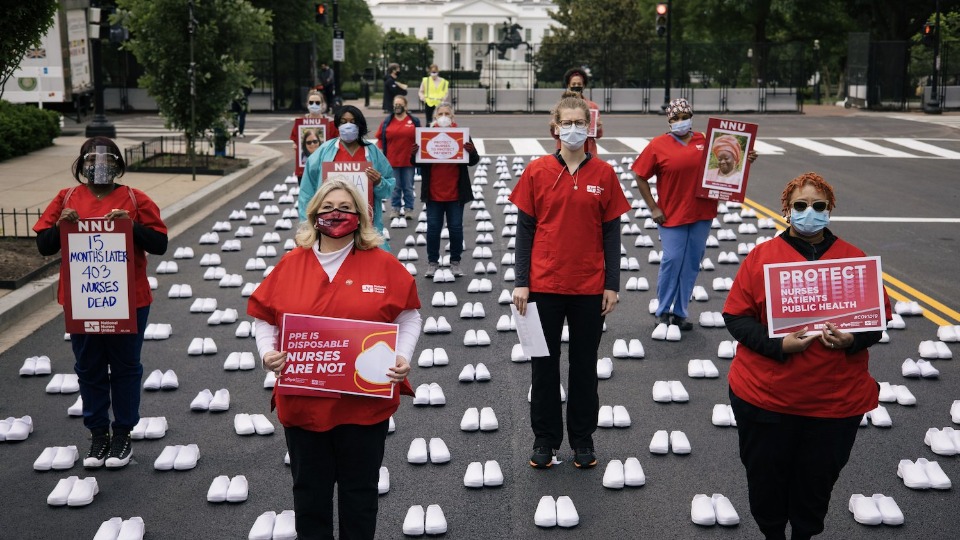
[656,3,668,37]
[921,22,936,47]
[315,3,327,25]
[656,3,668,16]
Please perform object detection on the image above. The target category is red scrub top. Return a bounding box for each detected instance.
[383,115,417,168]
[429,163,460,202]
[509,155,630,295]
[34,184,167,309]
[631,132,717,227]
[724,234,891,418]
[290,117,337,178]
[335,141,368,163]
[247,245,420,432]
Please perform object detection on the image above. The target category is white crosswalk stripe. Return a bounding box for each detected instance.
[886,114,960,130]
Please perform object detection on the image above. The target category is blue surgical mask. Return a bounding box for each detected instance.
[559,125,588,150]
[307,103,323,114]
[790,207,830,236]
[338,122,359,143]
[670,119,693,136]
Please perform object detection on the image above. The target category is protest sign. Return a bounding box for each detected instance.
[277,314,398,399]
[696,118,758,203]
[321,161,374,215]
[587,108,600,138]
[763,256,887,337]
[296,119,327,170]
[416,127,469,163]
[60,218,136,334]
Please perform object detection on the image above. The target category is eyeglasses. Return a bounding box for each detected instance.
[308,101,323,105]
[305,140,320,145]
[558,120,588,129]
[792,201,828,212]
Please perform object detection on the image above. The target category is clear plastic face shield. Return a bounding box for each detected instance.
[83,146,119,185]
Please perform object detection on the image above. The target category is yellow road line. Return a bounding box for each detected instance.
[740,198,959,326]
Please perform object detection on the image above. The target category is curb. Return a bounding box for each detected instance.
[0,149,284,336]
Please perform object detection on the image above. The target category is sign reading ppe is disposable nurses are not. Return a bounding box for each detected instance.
[278,314,398,399]
[763,256,887,337]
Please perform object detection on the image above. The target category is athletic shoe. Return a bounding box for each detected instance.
[424,262,438,278]
[450,263,464,277]
[530,447,555,469]
[83,433,111,468]
[671,315,694,331]
[105,433,132,468]
[573,448,598,469]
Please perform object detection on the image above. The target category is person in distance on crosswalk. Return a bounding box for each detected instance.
[631,98,757,331]
[723,172,891,540]
[512,95,631,470]
[549,67,603,155]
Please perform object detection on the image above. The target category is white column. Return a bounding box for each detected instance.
[464,23,472,69]
[442,23,450,70]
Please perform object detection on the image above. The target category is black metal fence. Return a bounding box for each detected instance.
[0,208,43,238]
[124,135,237,172]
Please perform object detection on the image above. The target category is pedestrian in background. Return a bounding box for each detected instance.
[383,63,408,113]
[550,68,603,155]
[378,95,420,220]
[418,64,448,126]
[231,86,251,138]
[631,97,757,332]
[33,136,168,471]
[412,104,479,279]
[289,89,337,183]
[723,172,890,540]
[318,62,335,113]
[511,96,629,470]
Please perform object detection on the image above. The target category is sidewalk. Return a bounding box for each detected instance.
[0,130,285,334]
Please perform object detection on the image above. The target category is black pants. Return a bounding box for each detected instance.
[730,389,861,540]
[424,103,436,126]
[284,421,389,540]
[529,293,603,450]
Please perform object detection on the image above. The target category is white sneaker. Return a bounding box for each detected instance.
[413,384,430,406]
[691,494,716,526]
[711,494,739,526]
[628,339,644,358]
[652,381,672,403]
[425,504,447,534]
[479,407,499,431]
[433,347,449,366]
[474,363,491,381]
[612,405,631,427]
[464,461,484,488]
[250,414,275,435]
[597,357,613,379]
[173,444,200,470]
[598,405,614,428]
[378,466,390,495]
[460,408,480,431]
[483,460,504,486]
[612,339,629,358]
[848,493,882,525]
[428,382,446,405]
[871,494,904,526]
[226,475,248,502]
[555,496,579,528]
[670,431,691,454]
[207,475,230,502]
[248,511,276,540]
[209,389,230,412]
[190,389,214,411]
[407,438,428,464]
[603,459,625,489]
[234,414,255,436]
[428,438,450,463]
[93,517,124,540]
[402,505,425,535]
[668,380,689,402]
[649,430,669,454]
[623,457,645,486]
[117,516,145,540]
[458,364,476,382]
[534,495,557,527]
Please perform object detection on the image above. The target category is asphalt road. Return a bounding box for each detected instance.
[1,111,958,539]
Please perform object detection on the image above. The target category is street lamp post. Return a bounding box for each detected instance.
[813,39,821,105]
[85,0,116,138]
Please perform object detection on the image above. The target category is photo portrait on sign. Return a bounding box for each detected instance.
[702,131,749,192]
[298,124,326,169]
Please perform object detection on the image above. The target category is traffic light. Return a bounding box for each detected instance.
[315,3,327,26]
[921,22,936,47]
[656,3,668,38]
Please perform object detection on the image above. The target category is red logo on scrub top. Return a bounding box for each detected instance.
[585,185,603,195]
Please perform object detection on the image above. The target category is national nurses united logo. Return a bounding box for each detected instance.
[361,284,386,294]
[585,185,604,196]
[84,321,101,332]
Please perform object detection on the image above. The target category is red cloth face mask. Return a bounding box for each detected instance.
[315,209,360,238]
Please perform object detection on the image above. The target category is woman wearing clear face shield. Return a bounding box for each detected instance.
[34,136,168,471]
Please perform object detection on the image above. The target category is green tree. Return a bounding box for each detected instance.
[0,1,58,100]
[115,0,271,141]
[382,29,434,88]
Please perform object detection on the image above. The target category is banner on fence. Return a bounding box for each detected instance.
[60,218,136,334]
[696,118,758,203]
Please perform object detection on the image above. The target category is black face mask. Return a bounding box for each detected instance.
[569,86,584,94]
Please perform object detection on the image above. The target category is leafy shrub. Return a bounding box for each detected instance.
[0,100,61,162]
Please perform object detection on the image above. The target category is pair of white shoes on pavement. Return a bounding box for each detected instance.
[924,427,960,455]
[463,329,491,346]
[897,458,951,489]
[403,504,447,536]
[460,407,498,431]
[407,437,450,464]
[688,359,719,378]
[248,510,296,540]
[650,430,691,454]
[597,357,613,379]
[902,357,940,378]
[413,383,445,406]
[143,369,178,390]
[535,496,578,528]
[143,323,172,340]
[47,476,98,506]
[235,413,274,435]
[417,348,448,367]
[860,405,892,428]
[652,322,681,341]
[717,340,737,358]
[691,493,739,526]
[207,475,249,502]
[422,316,452,334]
[19,355,52,376]
[224,352,257,371]
[612,338,644,358]
[458,363,491,382]
[93,517,145,540]
[131,417,167,439]
[849,494,903,526]
[918,340,952,359]
[187,337,218,355]
[598,405,631,428]
[602,458,645,488]
[0,415,33,441]
[46,374,80,394]
[34,445,79,470]
[464,460,503,487]
[652,380,689,403]
[878,382,916,405]
[511,344,530,362]
[430,291,457,307]
[191,389,230,411]
[711,404,738,427]
[154,444,200,470]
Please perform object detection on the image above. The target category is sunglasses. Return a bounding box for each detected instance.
[308,101,323,105]
[305,140,320,145]
[792,201,828,212]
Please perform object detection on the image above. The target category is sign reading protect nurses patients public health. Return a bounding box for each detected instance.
[60,218,136,334]
[416,127,469,163]
[695,118,758,203]
[763,256,887,338]
[278,314,398,399]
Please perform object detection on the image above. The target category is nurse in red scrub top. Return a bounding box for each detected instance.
[510,95,631,471]
[249,179,421,539]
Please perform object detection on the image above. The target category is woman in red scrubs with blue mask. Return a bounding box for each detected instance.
[511,95,630,470]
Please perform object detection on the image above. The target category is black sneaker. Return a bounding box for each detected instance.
[657,313,672,325]
[83,432,111,468]
[671,315,693,331]
[105,432,132,469]
[529,447,555,469]
[573,448,598,469]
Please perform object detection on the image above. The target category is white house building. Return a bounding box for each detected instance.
[367,0,557,71]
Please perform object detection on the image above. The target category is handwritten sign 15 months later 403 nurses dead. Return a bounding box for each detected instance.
[60,218,137,334]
